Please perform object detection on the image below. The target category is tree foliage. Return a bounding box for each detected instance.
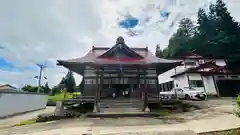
[162,0,240,70]
[155,44,163,58]
[22,85,39,93]
[22,83,51,94]
[21,70,77,95]
[42,82,51,94]
[64,70,76,93]
[166,18,196,57]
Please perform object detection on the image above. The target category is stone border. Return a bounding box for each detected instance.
[0,89,48,95]
[101,130,197,135]
[198,127,240,135]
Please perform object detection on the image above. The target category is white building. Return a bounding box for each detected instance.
[158,52,240,97]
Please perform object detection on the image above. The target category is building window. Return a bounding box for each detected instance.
[189,80,204,87]
[184,61,196,66]
[85,79,93,84]
[169,81,174,90]
[231,76,238,78]
[218,76,225,79]
[147,80,156,84]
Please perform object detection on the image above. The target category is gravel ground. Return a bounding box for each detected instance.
[0,98,238,135]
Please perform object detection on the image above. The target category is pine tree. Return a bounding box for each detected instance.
[43,82,51,94]
[64,70,76,93]
[155,44,163,58]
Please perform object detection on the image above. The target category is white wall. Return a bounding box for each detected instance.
[202,76,218,95]
[176,73,218,95]
[188,73,202,80]
[158,65,186,84]
[158,58,225,94]
[0,92,48,118]
[174,74,188,88]
[215,59,226,66]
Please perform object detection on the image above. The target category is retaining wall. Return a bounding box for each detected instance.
[0,90,48,118]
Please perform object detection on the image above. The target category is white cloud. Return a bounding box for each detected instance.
[0,0,239,87]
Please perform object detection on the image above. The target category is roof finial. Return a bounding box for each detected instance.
[116,36,125,44]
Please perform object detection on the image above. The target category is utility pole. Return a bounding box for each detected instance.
[36,63,47,93]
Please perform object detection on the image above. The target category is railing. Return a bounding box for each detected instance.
[63,96,95,103]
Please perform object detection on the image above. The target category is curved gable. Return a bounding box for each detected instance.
[98,36,143,59]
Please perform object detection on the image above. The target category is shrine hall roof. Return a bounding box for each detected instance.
[57,37,182,74]
[57,47,181,65]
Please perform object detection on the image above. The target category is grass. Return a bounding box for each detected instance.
[48,92,80,102]
[14,119,36,127]
[159,109,170,116]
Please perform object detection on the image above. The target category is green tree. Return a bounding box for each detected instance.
[50,77,67,95]
[58,77,66,90]
[155,44,163,58]
[64,70,76,93]
[166,18,196,57]
[22,85,39,93]
[164,0,240,67]
[162,48,169,58]
[42,82,51,94]
[51,85,62,95]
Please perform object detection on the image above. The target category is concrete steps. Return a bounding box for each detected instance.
[99,99,144,113]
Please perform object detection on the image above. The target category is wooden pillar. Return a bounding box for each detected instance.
[156,73,159,94]
[99,68,104,102]
[93,68,100,113]
[137,68,140,88]
[143,68,150,112]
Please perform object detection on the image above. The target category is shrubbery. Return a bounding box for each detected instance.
[234,93,240,117]
[47,92,81,106]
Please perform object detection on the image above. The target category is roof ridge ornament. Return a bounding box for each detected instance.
[116,36,125,44]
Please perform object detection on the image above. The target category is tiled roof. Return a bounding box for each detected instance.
[0,84,17,90]
[57,37,182,75]
[57,46,181,65]
[171,62,235,78]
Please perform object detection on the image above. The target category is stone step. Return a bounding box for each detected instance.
[100,99,142,104]
[101,107,142,113]
[99,103,143,108]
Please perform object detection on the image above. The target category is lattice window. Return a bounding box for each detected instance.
[84,79,92,84]
[147,80,156,84]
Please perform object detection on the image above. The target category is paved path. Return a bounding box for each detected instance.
[1,99,239,135]
[3,114,239,135]
[0,107,55,128]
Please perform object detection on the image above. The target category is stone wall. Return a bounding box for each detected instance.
[0,90,48,118]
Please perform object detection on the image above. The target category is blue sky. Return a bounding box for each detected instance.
[0,57,16,71]
[0,57,40,72]
[0,57,56,72]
